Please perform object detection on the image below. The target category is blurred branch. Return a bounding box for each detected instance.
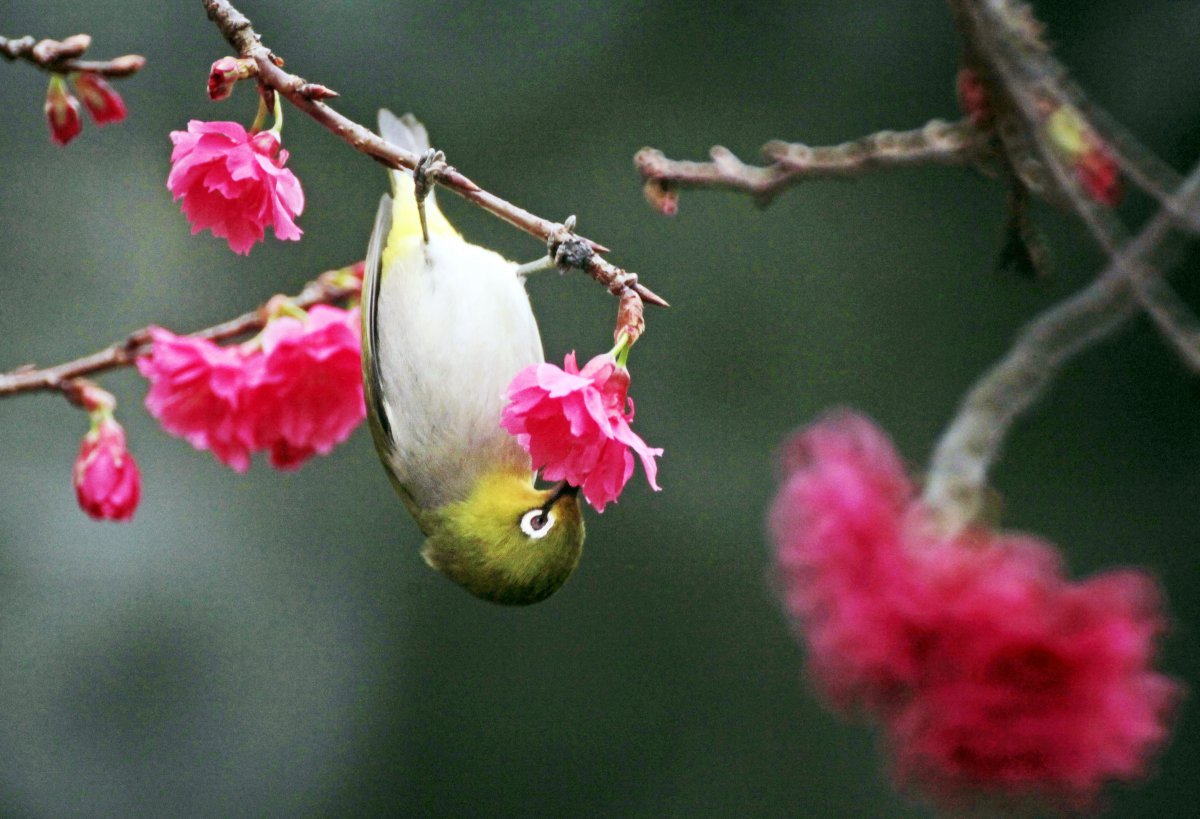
[635,118,983,210]
[0,264,361,400]
[200,0,666,321]
[1129,272,1200,373]
[0,33,145,77]
[922,169,1200,530]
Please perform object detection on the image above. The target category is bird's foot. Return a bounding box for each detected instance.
[413,148,447,244]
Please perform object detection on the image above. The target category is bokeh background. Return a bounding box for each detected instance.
[1,1,1198,816]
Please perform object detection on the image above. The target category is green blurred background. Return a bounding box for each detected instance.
[1,1,1198,816]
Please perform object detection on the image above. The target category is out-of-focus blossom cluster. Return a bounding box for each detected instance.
[769,411,1178,810]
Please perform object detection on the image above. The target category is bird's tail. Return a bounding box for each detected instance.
[377,110,457,246]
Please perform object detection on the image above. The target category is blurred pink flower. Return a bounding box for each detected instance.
[501,351,662,512]
[769,411,1179,808]
[892,539,1178,808]
[73,417,141,521]
[73,72,127,125]
[245,305,365,469]
[167,120,304,255]
[44,76,83,146]
[768,411,924,711]
[137,327,262,472]
[1076,143,1122,208]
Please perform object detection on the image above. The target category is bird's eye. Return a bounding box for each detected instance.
[520,508,555,539]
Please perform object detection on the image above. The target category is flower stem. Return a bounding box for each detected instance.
[922,168,1200,531]
[249,91,269,134]
[611,333,631,368]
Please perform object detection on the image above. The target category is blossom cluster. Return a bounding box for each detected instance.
[45,72,127,146]
[502,349,662,512]
[769,412,1178,810]
[137,304,365,472]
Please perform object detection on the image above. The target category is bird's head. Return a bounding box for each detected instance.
[419,471,585,605]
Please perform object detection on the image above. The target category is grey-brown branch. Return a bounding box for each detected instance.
[0,266,360,399]
[200,0,666,322]
[635,118,983,210]
[922,166,1200,530]
[0,33,145,77]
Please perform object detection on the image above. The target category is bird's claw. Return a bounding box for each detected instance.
[414,148,447,244]
[547,215,593,271]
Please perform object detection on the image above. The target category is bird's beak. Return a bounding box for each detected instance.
[546,480,580,508]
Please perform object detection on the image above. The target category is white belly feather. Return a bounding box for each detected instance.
[375,234,544,510]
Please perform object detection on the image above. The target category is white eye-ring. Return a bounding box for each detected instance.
[520,509,555,539]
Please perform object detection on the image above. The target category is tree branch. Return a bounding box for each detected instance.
[199,0,667,315]
[922,167,1200,530]
[0,33,145,77]
[0,264,361,399]
[635,118,983,210]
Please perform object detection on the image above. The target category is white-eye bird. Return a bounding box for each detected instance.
[362,111,584,605]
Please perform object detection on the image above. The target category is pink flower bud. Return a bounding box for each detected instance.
[73,417,141,521]
[956,67,992,127]
[73,71,128,125]
[167,120,304,254]
[207,56,253,101]
[501,350,662,512]
[1076,143,1122,207]
[44,76,83,146]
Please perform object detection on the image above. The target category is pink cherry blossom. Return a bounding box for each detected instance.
[44,76,83,146]
[137,305,364,472]
[245,305,365,470]
[73,417,141,521]
[137,327,262,472]
[73,72,127,125]
[167,120,304,255]
[769,411,1179,808]
[501,351,662,512]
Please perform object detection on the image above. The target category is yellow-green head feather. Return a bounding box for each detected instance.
[420,471,585,606]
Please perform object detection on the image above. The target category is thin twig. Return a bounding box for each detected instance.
[635,118,982,209]
[199,0,666,314]
[922,167,1200,530]
[1129,273,1200,373]
[0,34,145,77]
[951,0,1200,370]
[0,265,360,399]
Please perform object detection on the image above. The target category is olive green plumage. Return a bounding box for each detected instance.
[361,111,585,605]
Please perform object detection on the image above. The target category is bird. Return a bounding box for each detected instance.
[361,110,585,606]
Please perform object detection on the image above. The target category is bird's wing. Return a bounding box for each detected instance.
[362,193,423,521]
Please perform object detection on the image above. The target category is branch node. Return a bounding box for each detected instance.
[548,217,594,272]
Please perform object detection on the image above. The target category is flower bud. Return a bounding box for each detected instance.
[956,67,992,127]
[73,72,128,125]
[44,75,83,146]
[73,417,141,521]
[207,56,255,101]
